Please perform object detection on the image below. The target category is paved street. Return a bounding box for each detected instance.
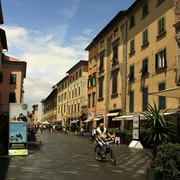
[0,130,149,180]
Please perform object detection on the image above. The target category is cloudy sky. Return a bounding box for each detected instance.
[1,0,135,111]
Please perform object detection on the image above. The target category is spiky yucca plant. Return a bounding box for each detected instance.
[142,102,171,167]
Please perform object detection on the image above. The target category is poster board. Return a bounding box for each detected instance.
[9,103,28,156]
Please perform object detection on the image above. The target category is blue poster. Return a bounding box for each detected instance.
[9,122,27,143]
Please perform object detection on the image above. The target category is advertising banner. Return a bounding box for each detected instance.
[9,103,28,156]
[133,115,140,140]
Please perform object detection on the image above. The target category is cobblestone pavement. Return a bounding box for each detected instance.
[0,130,150,180]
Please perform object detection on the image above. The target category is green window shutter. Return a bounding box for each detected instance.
[158,82,166,110]
[129,91,134,112]
[164,49,167,67]
[142,87,148,111]
[155,53,158,69]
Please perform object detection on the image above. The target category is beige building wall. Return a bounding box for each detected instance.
[56,75,69,126]
[126,0,178,114]
[66,60,88,131]
[86,43,98,129]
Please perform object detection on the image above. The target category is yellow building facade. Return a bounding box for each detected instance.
[86,0,180,129]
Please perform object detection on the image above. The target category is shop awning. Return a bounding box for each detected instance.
[83,119,92,123]
[149,86,180,98]
[112,115,134,121]
[112,112,175,121]
[93,117,103,121]
[50,120,62,124]
[71,120,79,123]
[106,112,119,117]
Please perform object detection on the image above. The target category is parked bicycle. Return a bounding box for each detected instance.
[94,138,116,166]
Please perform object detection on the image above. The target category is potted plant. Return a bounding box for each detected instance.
[141,102,171,179]
[156,143,180,179]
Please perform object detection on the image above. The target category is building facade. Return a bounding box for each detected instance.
[85,0,180,130]
[42,88,57,122]
[0,55,26,115]
[66,60,88,132]
[56,75,69,126]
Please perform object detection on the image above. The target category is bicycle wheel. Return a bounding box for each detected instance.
[94,146,103,161]
[110,150,116,166]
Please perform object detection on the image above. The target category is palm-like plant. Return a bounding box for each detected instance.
[142,101,171,167]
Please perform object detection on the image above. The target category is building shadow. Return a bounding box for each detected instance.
[0,156,11,180]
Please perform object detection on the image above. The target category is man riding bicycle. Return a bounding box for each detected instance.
[96,123,114,157]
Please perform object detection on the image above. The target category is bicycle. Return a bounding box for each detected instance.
[94,138,116,166]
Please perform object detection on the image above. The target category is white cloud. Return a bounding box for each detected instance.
[82,29,93,36]
[2,25,88,110]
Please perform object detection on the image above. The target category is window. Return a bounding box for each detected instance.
[158,82,166,110]
[75,88,77,97]
[129,90,134,112]
[140,58,148,75]
[76,71,78,79]
[100,40,104,49]
[71,104,73,114]
[72,90,74,99]
[142,29,148,46]
[130,39,135,54]
[92,74,96,86]
[74,104,76,113]
[155,49,167,70]
[88,76,91,88]
[98,77,104,100]
[69,91,71,99]
[128,65,135,81]
[78,87,80,95]
[142,87,148,111]
[114,28,118,37]
[88,94,91,108]
[99,54,104,71]
[112,71,118,95]
[157,0,165,6]
[112,44,118,64]
[9,93,16,103]
[79,69,82,77]
[142,2,148,18]
[10,74,16,84]
[88,75,95,88]
[78,103,80,112]
[130,14,135,28]
[158,17,166,36]
[92,92,95,107]
[0,72,3,83]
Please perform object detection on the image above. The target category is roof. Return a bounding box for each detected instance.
[85,10,126,50]
[85,0,142,51]
[66,60,88,74]
[4,55,27,78]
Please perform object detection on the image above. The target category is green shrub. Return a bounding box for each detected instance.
[156,143,180,179]
[107,128,115,135]
[28,126,36,134]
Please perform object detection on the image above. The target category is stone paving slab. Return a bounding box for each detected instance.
[0,131,150,180]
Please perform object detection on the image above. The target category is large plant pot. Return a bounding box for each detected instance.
[147,167,158,180]
[27,133,36,142]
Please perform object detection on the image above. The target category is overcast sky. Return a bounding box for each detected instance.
[1,0,135,111]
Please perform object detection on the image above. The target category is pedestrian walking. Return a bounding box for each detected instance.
[115,127,121,146]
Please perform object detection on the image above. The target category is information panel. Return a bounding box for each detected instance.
[133,115,140,140]
[9,103,28,156]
